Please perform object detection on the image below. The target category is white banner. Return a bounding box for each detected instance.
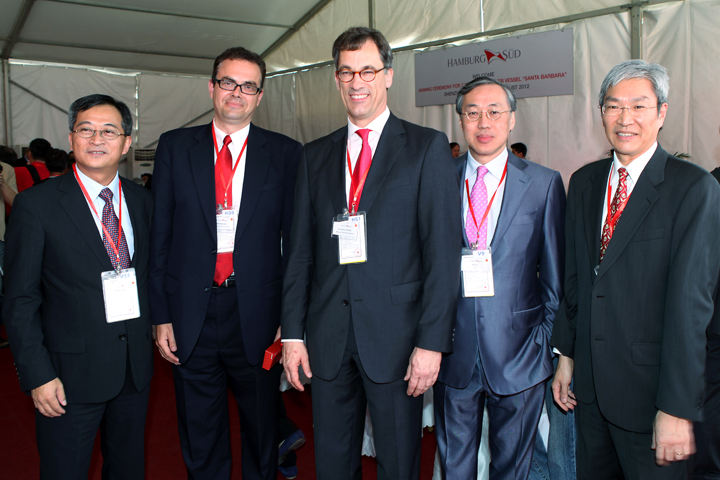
[414,30,574,107]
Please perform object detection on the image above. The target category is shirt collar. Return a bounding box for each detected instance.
[213,120,250,149]
[347,107,391,138]
[611,141,657,184]
[75,166,120,201]
[466,148,508,180]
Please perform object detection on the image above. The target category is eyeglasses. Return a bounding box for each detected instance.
[601,105,657,116]
[72,128,126,140]
[214,78,262,95]
[461,110,511,122]
[336,68,385,83]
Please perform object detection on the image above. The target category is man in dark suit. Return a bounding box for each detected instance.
[692,168,720,479]
[3,94,154,478]
[281,27,461,480]
[551,60,720,479]
[433,77,565,480]
[151,47,301,480]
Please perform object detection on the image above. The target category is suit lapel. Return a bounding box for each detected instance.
[58,174,115,271]
[490,154,532,251]
[235,124,271,241]
[355,114,405,214]
[582,159,611,272]
[596,149,665,281]
[458,156,470,248]
[122,181,147,267]
[322,128,350,215]
[187,123,217,241]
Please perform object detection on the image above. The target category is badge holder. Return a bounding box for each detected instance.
[332,210,367,264]
[461,246,494,297]
[216,204,238,253]
[101,268,141,323]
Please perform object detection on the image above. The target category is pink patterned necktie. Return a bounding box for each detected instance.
[99,188,130,270]
[599,167,629,262]
[466,166,489,249]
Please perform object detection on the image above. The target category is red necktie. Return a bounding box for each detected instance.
[349,129,372,213]
[99,188,131,270]
[214,135,234,284]
[599,167,629,262]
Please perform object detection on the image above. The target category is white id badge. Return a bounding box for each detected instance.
[101,268,141,323]
[332,212,367,264]
[216,207,237,253]
[461,248,494,297]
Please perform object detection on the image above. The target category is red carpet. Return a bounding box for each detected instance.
[0,331,438,479]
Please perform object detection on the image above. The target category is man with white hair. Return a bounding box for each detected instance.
[552,60,720,479]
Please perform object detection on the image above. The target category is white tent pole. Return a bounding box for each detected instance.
[630,0,644,59]
[2,60,11,146]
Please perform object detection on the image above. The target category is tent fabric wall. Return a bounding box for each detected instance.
[9,64,136,150]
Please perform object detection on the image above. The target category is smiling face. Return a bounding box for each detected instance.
[335,40,393,127]
[601,78,667,166]
[69,104,131,185]
[460,84,515,164]
[209,59,264,133]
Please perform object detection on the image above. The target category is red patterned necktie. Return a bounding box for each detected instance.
[99,188,130,270]
[214,135,234,284]
[349,129,372,213]
[599,167,629,262]
[465,166,489,248]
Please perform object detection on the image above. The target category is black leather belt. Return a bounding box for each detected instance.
[212,276,236,288]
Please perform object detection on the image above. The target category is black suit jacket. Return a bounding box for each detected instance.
[282,113,462,383]
[149,122,301,365]
[552,146,720,432]
[3,173,154,403]
[709,167,720,337]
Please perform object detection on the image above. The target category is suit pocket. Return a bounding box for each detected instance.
[45,336,85,354]
[164,273,179,295]
[632,343,661,365]
[265,277,283,299]
[511,304,543,330]
[510,211,538,226]
[382,176,411,189]
[630,228,664,243]
[390,280,423,304]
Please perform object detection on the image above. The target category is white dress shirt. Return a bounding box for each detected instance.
[75,166,135,260]
[600,142,657,233]
[345,107,391,206]
[462,148,508,247]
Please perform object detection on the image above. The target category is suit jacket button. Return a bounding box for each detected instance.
[118,334,127,341]
[342,299,349,306]
[211,249,217,254]
[204,287,210,292]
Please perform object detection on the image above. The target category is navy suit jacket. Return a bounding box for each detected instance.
[438,152,565,395]
[282,113,462,383]
[552,146,720,432]
[149,122,301,365]
[3,173,154,402]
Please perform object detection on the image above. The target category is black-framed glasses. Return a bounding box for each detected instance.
[600,104,657,116]
[336,68,385,83]
[461,110,511,122]
[72,127,126,140]
[214,78,262,95]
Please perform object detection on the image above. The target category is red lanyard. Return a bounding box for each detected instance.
[605,164,631,231]
[212,125,249,206]
[346,148,371,215]
[73,164,124,267]
[465,162,508,245]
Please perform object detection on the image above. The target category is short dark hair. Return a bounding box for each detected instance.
[510,142,527,157]
[212,47,266,88]
[332,27,393,70]
[455,76,517,115]
[450,142,459,150]
[46,148,68,174]
[68,94,133,136]
[0,145,18,166]
[29,138,52,162]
